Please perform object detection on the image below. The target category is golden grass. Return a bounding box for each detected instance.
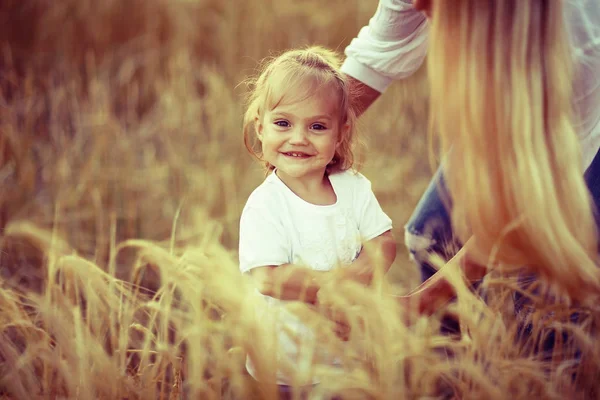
[0,0,599,398]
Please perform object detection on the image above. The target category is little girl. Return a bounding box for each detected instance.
[238,46,397,395]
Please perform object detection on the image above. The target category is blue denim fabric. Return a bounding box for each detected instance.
[584,147,600,227]
[404,165,460,283]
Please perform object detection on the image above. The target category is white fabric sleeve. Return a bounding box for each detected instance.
[341,0,429,93]
[354,174,393,241]
[238,204,290,273]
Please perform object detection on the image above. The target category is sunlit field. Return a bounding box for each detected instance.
[1,1,599,399]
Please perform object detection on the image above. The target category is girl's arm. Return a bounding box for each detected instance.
[247,264,324,304]
[247,231,396,303]
[335,230,396,285]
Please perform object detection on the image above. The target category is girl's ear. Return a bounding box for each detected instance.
[255,116,264,142]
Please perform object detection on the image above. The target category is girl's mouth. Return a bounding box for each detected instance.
[282,152,311,158]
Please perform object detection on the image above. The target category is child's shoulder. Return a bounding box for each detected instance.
[329,168,373,188]
[243,173,284,210]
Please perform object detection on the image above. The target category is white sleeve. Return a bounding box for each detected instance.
[238,203,290,274]
[354,174,393,241]
[341,0,429,93]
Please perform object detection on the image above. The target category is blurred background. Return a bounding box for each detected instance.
[0,0,432,293]
[4,3,599,399]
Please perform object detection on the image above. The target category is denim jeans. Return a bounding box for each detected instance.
[404,165,460,283]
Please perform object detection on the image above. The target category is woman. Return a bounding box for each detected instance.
[342,0,600,302]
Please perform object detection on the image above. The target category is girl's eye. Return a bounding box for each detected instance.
[274,120,289,127]
[311,123,327,131]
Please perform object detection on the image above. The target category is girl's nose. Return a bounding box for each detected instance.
[288,127,309,144]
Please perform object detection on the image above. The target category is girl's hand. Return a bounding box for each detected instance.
[315,292,352,341]
[324,307,351,341]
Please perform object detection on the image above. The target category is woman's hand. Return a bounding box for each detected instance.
[397,237,489,316]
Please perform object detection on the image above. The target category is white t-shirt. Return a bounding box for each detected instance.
[238,169,393,385]
[341,0,600,170]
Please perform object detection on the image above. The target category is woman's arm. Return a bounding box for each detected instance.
[398,237,488,315]
[348,76,382,117]
[341,0,429,116]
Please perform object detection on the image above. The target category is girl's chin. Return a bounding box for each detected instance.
[275,167,327,180]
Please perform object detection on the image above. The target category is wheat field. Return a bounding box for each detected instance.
[0,1,599,399]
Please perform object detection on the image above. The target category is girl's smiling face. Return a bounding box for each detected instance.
[256,84,347,186]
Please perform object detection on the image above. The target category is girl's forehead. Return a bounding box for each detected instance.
[270,93,340,120]
[264,72,341,113]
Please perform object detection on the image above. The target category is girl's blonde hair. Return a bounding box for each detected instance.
[243,46,359,174]
[428,0,600,301]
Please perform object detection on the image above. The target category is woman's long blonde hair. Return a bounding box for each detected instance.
[428,0,600,302]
